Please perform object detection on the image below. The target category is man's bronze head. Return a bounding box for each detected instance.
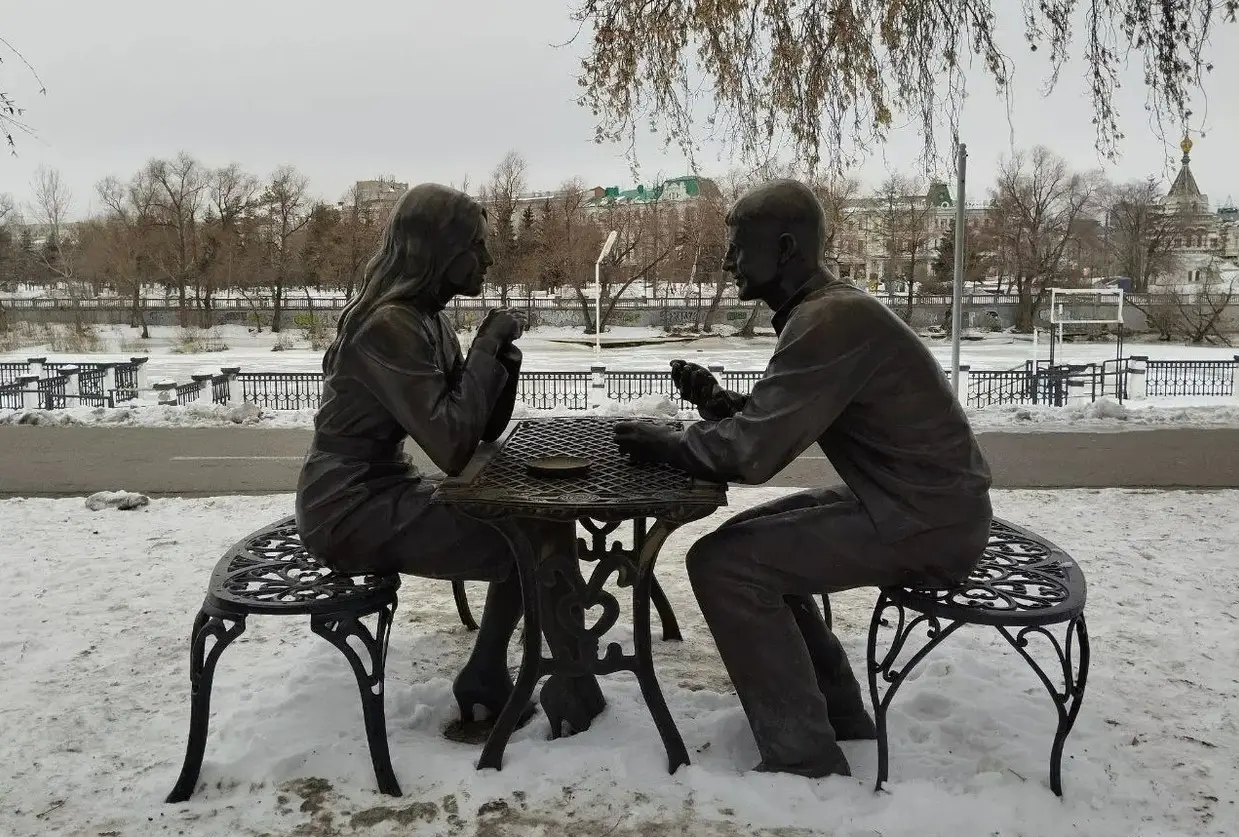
[723,179,828,302]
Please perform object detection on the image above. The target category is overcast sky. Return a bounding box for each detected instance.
[5,0,1238,218]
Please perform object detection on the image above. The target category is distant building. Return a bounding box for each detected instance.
[582,175,720,212]
[343,179,408,219]
[1156,137,1233,285]
[833,182,989,288]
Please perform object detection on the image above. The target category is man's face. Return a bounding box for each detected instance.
[442,216,493,298]
[722,219,779,302]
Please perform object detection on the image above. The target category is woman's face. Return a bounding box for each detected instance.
[441,213,492,298]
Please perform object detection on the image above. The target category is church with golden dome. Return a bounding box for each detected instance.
[1157,135,1238,286]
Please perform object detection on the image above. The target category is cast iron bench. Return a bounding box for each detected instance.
[166,516,409,801]
[863,517,1090,796]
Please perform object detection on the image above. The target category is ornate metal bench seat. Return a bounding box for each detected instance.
[866,517,1090,796]
[166,516,409,802]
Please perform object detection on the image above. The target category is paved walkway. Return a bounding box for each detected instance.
[2,426,1238,495]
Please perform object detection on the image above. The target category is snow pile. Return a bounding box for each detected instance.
[0,401,316,428]
[84,490,150,511]
[510,393,682,421]
[970,397,1239,431]
[1,488,1235,837]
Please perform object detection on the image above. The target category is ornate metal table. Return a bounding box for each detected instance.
[434,416,728,772]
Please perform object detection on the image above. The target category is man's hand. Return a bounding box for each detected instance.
[614,420,682,466]
[670,359,722,407]
[477,308,527,345]
[670,359,746,420]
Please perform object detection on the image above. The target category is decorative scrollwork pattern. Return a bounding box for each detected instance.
[890,518,1086,625]
[208,517,400,615]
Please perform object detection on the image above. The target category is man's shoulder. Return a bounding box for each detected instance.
[813,281,885,309]
[791,283,889,330]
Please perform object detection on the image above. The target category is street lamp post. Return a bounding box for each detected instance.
[950,142,968,398]
[595,230,619,355]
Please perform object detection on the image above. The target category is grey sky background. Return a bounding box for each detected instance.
[5,0,1238,218]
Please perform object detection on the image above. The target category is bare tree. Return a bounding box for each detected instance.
[481,151,529,304]
[199,163,260,319]
[589,197,691,332]
[0,192,14,328]
[255,165,311,332]
[27,165,78,291]
[808,175,861,277]
[334,182,385,298]
[573,1,1237,172]
[147,153,208,326]
[987,147,1105,331]
[684,194,732,332]
[1103,177,1189,292]
[96,172,159,336]
[1142,259,1235,344]
[871,174,934,321]
[526,179,596,330]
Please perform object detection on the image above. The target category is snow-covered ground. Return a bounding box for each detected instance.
[2,488,1235,837]
[4,323,1236,382]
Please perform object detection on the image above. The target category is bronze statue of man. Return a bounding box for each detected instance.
[614,179,993,778]
[295,183,533,738]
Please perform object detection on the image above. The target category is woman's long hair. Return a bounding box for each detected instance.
[322,183,483,373]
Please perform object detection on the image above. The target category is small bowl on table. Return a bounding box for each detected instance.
[525,456,592,479]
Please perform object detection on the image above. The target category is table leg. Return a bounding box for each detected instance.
[477,523,546,771]
[479,515,690,774]
[650,577,682,642]
[538,521,610,737]
[631,517,691,773]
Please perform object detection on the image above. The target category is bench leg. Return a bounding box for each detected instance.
[650,576,682,642]
[451,581,478,631]
[166,610,246,803]
[820,594,833,631]
[997,614,1090,797]
[310,602,401,797]
[866,593,962,793]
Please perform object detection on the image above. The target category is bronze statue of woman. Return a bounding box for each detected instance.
[295,182,533,738]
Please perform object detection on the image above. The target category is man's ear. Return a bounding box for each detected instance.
[776,232,798,266]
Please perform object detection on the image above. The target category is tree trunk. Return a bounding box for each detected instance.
[199,289,215,329]
[574,286,597,333]
[272,279,285,333]
[735,303,763,337]
[1015,279,1037,332]
[129,285,150,338]
[702,280,727,332]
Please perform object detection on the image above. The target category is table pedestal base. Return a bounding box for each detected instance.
[477,517,689,773]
